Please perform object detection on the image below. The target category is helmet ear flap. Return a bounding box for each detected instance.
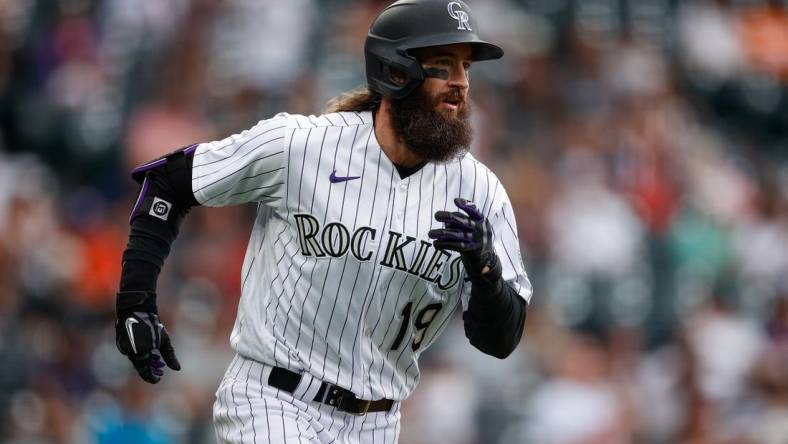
[384,65,407,86]
[365,40,425,99]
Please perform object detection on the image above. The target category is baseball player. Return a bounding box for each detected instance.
[114,1,532,443]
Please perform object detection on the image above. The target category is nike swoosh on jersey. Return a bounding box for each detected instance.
[125,317,140,354]
[329,171,360,183]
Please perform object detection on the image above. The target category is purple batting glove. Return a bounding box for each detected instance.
[428,198,500,281]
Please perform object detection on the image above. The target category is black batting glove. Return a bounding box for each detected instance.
[115,291,181,384]
[428,198,502,286]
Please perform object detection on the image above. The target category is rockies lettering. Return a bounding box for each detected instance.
[191,111,531,402]
[293,214,464,289]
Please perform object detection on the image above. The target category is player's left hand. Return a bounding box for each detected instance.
[428,198,501,283]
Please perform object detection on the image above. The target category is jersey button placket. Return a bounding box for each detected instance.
[391,180,408,231]
[395,182,407,226]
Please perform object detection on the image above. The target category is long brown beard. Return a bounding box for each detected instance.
[389,86,473,163]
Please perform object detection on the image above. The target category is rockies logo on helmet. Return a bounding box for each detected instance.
[447,2,472,31]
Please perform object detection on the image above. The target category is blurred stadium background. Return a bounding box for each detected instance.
[1,0,788,443]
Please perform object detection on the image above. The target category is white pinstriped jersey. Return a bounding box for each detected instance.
[191,111,532,401]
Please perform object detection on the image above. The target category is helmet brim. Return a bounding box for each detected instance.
[391,32,504,61]
[469,41,504,61]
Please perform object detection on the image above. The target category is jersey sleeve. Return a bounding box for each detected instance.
[460,182,533,309]
[492,188,533,303]
[191,114,289,207]
[461,179,533,310]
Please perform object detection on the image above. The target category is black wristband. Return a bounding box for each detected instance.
[464,252,502,293]
[120,260,160,293]
[116,290,157,314]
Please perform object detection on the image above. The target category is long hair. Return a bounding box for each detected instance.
[324,88,382,113]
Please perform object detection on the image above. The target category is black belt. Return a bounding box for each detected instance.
[268,366,394,416]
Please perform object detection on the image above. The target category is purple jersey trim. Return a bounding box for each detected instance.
[130,144,199,183]
[129,177,150,223]
[131,158,166,177]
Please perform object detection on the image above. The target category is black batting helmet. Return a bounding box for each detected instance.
[365,0,504,99]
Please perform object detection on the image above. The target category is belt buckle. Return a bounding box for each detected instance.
[326,385,370,416]
[339,394,370,416]
[324,384,371,416]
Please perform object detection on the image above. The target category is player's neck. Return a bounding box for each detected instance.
[373,101,425,168]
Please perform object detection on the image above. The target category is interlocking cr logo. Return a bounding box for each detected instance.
[447,2,472,31]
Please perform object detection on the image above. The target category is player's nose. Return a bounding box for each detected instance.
[447,66,469,90]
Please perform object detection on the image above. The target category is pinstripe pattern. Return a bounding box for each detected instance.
[196,111,531,442]
[214,355,401,444]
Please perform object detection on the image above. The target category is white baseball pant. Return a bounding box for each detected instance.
[213,355,401,444]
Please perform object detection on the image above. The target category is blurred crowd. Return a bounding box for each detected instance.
[1,0,788,443]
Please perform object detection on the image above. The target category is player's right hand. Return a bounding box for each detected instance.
[115,291,181,384]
